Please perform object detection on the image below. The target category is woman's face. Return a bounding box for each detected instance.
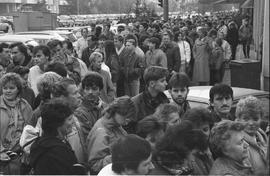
[114,113,130,126]
[223,131,249,163]
[2,81,19,101]
[167,112,180,128]
[237,113,261,136]
[59,115,74,135]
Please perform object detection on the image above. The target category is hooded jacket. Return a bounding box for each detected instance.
[29,136,78,175]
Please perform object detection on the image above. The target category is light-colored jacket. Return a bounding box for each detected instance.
[145,49,167,68]
[86,116,127,174]
[0,96,32,152]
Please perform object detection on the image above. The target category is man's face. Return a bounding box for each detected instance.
[81,29,88,38]
[162,35,170,45]
[52,44,63,57]
[237,113,261,136]
[223,131,249,163]
[211,94,232,115]
[139,25,145,32]
[152,77,167,92]
[98,39,105,49]
[170,87,189,105]
[83,86,100,97]
[135,154,154,175]
[125,41,135,51]
[11,46,25,65]
[92,55,103,71]
[62,43,72,55]
[67,84,81,107]
[1,48,10,58]
[148,42,155,50]
[34,50,49,69]
[114,38,122,48]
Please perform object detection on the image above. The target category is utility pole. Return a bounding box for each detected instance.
[163,0,168,21]
[77,0,80,15]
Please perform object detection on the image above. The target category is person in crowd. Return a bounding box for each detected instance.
[76,28,89,59]
[217,20,228,38]
[50,78,85,164]
[239,18,252,58]
[210,38,224,85]
[47,39,81,84]
[136,115,164,151]
[192,27,212,85]
[86,96,136,174]
[209,120,252,175]
[74,72,105,142]
[29,98,83,175]
[0,62,5,78]
[7,42,32,71]
[182,107,214,175]
[130,66,169,133]
[102,23,114,40]
[217,32,232,80]
[0,43,11,69]
[145,37,167,68]
[113,35,125,96]
[227,21,239,60]
[150,122,208,175]
[160,30,180,75]
[45,61,67,78]
[29,71,63,126]
[120,38,144,97]
[28,45,51,96]
[235,96,268,175]
[88,51,115,103]
[208,83,234,123]
[0,73,33,174]
[154,103,180,130]
[175,30,191,73]
[81,35,99,67]
[97,134,154,176]
[9,66,35,109]
[167,72,191,118]
[62,39,88,79]
[103,40,118,72]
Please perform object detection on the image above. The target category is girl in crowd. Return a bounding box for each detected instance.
[86,96,136,174]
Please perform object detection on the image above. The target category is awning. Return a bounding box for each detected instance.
[241,0,254,8]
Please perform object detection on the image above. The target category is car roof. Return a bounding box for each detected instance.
[0,34,34,42]
[0,35,39,46]
[188,86,270,103]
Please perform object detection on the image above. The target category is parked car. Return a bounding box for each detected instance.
[0,34,39,46]
[165,86,269,122]
[16,31,65,41]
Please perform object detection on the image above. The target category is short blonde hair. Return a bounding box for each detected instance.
[235,96,264,120]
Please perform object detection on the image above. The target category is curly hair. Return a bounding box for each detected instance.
[235,96,264,120]
[104,96,137,121]
[37,72,63,101]
[209,120,245,158]
[0,72,23,96]
[155,121,208,168]
[154,103,179,127]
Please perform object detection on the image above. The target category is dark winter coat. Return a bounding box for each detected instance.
[29,135,78,175]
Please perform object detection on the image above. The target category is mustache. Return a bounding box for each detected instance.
[221,105,230,108]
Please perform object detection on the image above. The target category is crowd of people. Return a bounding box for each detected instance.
[0,11,268,175]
